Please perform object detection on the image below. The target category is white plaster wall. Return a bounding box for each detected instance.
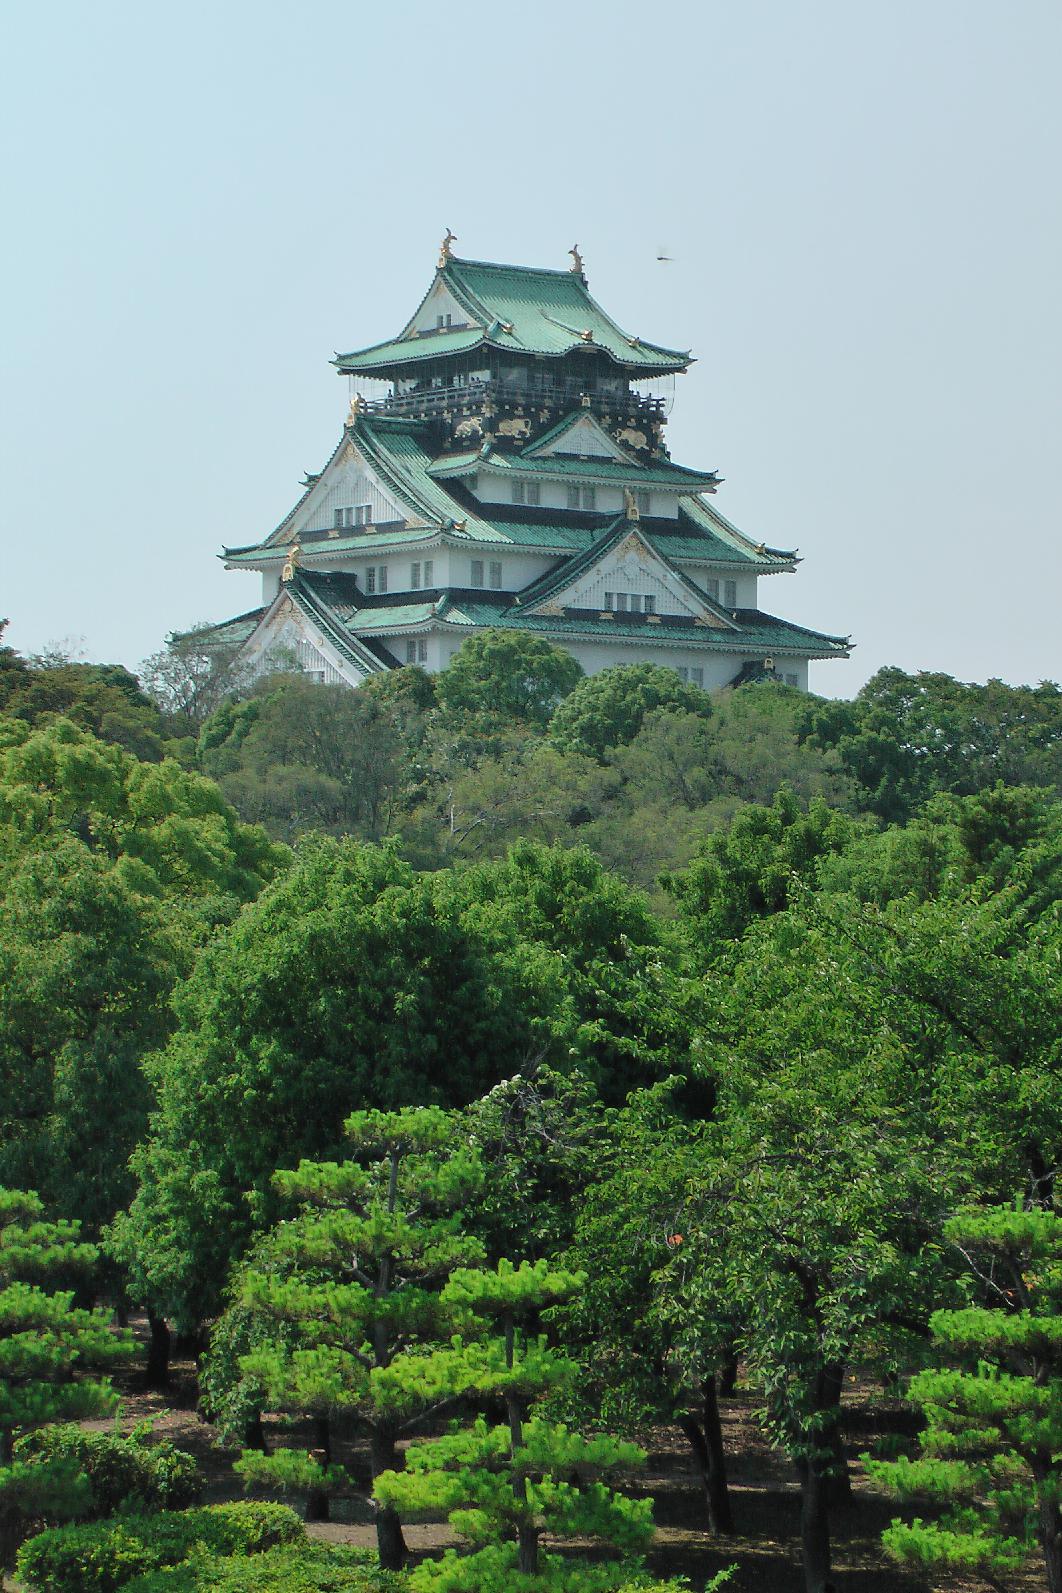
[684,568,759,609]
[287,445,405,539]
[262,571,280,604]
[404,282,472,335]
[471,472,681,519]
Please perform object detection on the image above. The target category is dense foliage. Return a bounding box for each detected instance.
[2,628,1061,1592]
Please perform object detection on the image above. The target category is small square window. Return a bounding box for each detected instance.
[471,560,484,588]
[706,578,720,602]
[411,562,422,590]
[724,579,737,607]
[567,486,581,510]
[629,594,642,613]
[691,667,704,688]
[423,560,434,587]
[511,481,526,505]
[526,482,540,507]
[615,592,628,612]
[489,561,503,589]
[378,565,388,593]
[603,592,614,611]
[354,505,370,527]
[643,594,656,615]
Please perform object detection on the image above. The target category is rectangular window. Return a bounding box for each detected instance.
[724,579,737,607]
[636,489,651,514]
[567,486,581,510]
[691,667,704,688]
[706,577,720,602]
[629,594,642,613]
[511,481,526,504]
[418,638,428,663]
[676,666,689,682]
[582,487,596,511]
[411,562,422,590]
[378,565,388,594]
[615,592,628,612]
[334,508,344,528]
[406,639,417,663]
[604,592,614,611]
[489,561,503,589]
[365,567,376,594]
[643,594,656,615]
[354,504,370,527]
[471,560,484,588]
[423,560,434,587]
[526,481,540,506]
[785,672,799,687]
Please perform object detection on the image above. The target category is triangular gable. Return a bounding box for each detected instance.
[270,436,408,545]
[400,275,482,339]
[520,522,736,628]
[522,411,637,464]
[238,582,384,685]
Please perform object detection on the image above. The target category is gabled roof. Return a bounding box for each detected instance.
[514,515,738,629]
[521,410,640,462]
[335,254,690,377]
[428,446,719,491]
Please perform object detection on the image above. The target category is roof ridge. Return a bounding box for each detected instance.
[446,255,577,281]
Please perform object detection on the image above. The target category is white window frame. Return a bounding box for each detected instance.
[526,481,540,506]
[471,560,484,588]
[411,562,422,590]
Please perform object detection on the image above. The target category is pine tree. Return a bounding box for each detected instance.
[232,1107,485,1571]
[0,1188,132,1558]
[868,1205,1062,1590]
[374,1259,659,1591]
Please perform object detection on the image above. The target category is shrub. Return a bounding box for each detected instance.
[15,1501,302,1592]
[15,1425,201,1518]
[123,1540,402,1590]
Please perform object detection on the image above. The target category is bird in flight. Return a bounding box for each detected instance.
[656,244,673,262]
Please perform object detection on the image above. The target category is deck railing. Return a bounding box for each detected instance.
[359,379,668,422]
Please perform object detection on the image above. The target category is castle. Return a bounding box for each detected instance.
[210,238,849,691]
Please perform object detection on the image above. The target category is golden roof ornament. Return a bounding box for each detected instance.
[281,541,301,584]
[623,487,640,521]
[347,393,364,428]
[438,227,457,267]
[568,243,584,276]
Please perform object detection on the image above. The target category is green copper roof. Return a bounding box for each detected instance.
[428,446,719,490]
[680,494,795,564]
[335,255,690,376]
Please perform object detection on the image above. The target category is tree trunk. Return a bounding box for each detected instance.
[305,1415,331,1523]
[821,1361,851,1505]
[719,1351,739,1396]
[243,1412,268,1453]
[370,1427,408,1572]
[145,1313,171,1388]
[1039,1490,1062,1593]
[796,1452,832,1593]
[678,1377,734,1534]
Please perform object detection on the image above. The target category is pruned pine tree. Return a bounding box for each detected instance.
[375,1259,660,1592]
[0,1188,132,1558]
[233,1108,485,1571]
[869,1205,1062,1591]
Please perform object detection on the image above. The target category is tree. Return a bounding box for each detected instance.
[0,648,165,762]
[548,663,711,761]
[435,630,583,730]
[111,839,572,1338]
[375,1259,657,1591]
[0,1189,132,1559]
[140,624,259,733]
[869,1205,1062,1590]
[231,1109,484,1569]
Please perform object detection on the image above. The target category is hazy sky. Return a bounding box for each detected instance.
[2,1,1059,699]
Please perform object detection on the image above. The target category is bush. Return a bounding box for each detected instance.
[15,1501,302,1592]
[15,1425,201,1519]
[123,1541,402,1590]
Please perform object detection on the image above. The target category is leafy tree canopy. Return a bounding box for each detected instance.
[548,662,712,761]
[435,630,583,730]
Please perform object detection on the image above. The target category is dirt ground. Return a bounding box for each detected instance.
[61,1330,1042,1593]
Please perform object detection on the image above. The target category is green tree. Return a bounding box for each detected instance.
[869,1205,1062,1590]
[231,1109,484,1569]
[375,1259,656,1591]
[0,648,165,762]
[548,663,711,761]
[0,1189,132,1559]
[435,630,583,730]
[111,839,569,1340]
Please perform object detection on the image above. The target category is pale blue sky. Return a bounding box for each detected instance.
[2,1,1059,697]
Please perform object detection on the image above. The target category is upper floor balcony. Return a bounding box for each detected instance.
[350,371,674,426]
